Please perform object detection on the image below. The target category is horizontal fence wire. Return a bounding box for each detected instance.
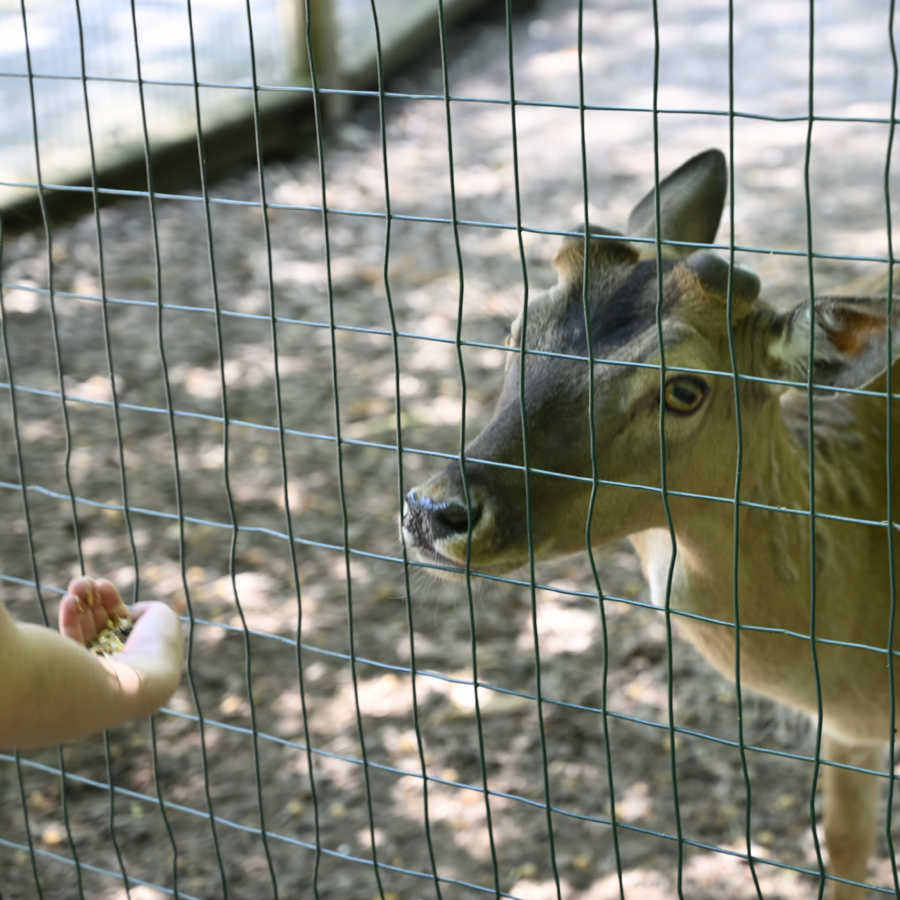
[3,0,900,898]
[9,69,900,121]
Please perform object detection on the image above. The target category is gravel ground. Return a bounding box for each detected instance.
[2,0,900,898]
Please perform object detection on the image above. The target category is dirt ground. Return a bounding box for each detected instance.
[3,0,900,897]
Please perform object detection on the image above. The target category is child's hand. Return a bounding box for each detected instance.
[60,577,130,647]
[0,576,185,748]
[60,576,185,711]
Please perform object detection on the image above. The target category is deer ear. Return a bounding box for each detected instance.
[553,225,638,285]
[765,296,900,389]
[627,149,727,251]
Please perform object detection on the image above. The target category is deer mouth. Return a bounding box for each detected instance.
[401,489,537,578]
[401,495,463,574]
[401,490,485,577]
[404,543,469,578]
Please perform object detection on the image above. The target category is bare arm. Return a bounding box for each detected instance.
[0,578,185,750]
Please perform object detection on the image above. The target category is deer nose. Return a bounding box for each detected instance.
[404,491,482,542]
[432,498,482,538]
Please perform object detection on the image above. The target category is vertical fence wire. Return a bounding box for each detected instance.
[504,3,563,897]
[112,0,179,888]
[248,0,327,893]
[81,0,152,886]
[884,0,899,895]
[436,0,502,895]
[68,5,128,892]
[126,0,231,891]
[724,2,762,897]
[369,0,446,895]
[305,2,388,896]
[0,200,48,899]
[12,0,89,893]
[648,1,685,895]
[148,717,181,899]
[102,729,130,896]
[182,0,257,890]
[13,751,43,900]
[234,0,286,890]
[801,2,828,896]
[575,0,625,891]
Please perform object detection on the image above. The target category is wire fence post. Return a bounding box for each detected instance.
[286,0,347,118]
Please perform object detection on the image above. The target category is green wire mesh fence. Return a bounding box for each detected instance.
[2,0,900,898]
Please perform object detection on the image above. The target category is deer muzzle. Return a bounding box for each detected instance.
[402,489,485,573]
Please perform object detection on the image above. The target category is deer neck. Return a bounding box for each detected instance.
[629,386,899,714]
[629,390,871,628]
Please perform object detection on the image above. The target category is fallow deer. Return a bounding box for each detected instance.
[402,149,900,898]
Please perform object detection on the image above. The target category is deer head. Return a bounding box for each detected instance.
[402,149,899,577]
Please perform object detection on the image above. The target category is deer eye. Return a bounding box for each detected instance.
[663,377,707,414]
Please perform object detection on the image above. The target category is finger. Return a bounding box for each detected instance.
[94,579,131,621]
[61,577,131,645]
[58,589,89,645]
[61,577,106,642]
[75,577,110,636]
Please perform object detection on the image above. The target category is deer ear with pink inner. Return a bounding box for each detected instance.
[762,295,900,390]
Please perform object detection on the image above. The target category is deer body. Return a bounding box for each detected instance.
[643,378,900,894]
[402,150,900,897]
[635,380,900,741]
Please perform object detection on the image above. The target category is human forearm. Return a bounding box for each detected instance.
[0,600,184,749]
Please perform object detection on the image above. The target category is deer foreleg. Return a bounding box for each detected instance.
[823,735,884,900]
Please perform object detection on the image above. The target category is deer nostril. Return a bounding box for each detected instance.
[403,491,483,548]
[433,500,482,540]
